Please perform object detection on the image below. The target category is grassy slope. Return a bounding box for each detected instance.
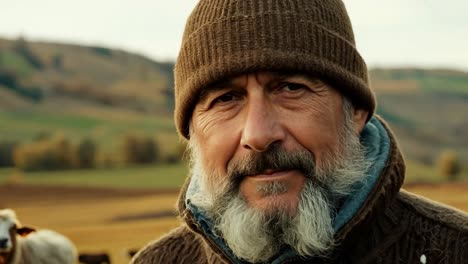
[0,163,188,189]
[0,37,179,156]
[371,68,468,165]
[0,104,178,152]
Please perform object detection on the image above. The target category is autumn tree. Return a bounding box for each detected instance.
[437,149,461,182]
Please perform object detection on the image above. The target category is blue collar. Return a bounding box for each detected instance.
[333,116,391,231]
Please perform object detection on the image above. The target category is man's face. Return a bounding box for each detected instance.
[188,71,369,262]
[191,72,365,214]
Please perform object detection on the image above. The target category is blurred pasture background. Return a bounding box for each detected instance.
[0,36,467,263]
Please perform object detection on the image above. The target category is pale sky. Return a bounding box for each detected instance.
[1,0,467,71]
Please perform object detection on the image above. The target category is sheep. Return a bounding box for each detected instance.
[0,209,77,264]
[78,252,111,264]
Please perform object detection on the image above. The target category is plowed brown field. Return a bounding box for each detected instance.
[2,183,467,264]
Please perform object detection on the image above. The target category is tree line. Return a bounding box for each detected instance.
[0,133,185,172]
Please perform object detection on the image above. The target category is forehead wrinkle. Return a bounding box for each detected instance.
[281,73,323,87]
[257,71,323,88]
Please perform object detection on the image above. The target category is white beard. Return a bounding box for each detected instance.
[187,100,370,263]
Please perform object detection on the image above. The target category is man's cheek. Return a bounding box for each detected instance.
[203,165,231,194]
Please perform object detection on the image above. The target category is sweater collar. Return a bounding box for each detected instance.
[178,115,405,263]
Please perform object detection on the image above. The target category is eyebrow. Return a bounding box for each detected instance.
[196,72,322,104]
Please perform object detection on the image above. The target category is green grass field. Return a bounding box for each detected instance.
[0,163,188,189]
[0,108,179,151]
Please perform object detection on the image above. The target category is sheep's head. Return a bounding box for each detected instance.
[0,209,35,264]
[0,209,19,264]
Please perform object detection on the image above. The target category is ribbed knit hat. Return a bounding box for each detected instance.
[175,0,375,139]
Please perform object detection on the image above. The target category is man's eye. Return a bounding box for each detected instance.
[213,93,238,104]
[280,83,306,92]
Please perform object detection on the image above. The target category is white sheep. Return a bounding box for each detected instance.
[0,208,77,264]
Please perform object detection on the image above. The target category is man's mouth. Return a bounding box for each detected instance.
[247,169,298,180]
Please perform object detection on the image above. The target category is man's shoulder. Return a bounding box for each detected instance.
[131,225,205,264]
[397,189,468,232]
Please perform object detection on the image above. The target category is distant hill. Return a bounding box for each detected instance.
[0,37,174,114]
[0,37,467,166]
[370,68,468,165]
[0,37,178,155]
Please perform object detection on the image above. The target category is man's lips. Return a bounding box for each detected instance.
[246,169,297,180]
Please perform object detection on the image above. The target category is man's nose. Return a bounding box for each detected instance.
[241,97,285,152]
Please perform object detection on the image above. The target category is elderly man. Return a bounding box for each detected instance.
[132,0,468,263]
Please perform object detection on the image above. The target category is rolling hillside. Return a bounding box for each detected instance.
[371,68,468,165]
[0,37,467,167]
[0,37,178,153]
[0,37,174,113]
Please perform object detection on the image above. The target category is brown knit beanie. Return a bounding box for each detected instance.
[175,0,375,139]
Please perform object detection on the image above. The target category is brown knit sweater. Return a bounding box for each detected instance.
[132,121,468,264]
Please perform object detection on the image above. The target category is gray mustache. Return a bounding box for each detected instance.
[227,145,316,185]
